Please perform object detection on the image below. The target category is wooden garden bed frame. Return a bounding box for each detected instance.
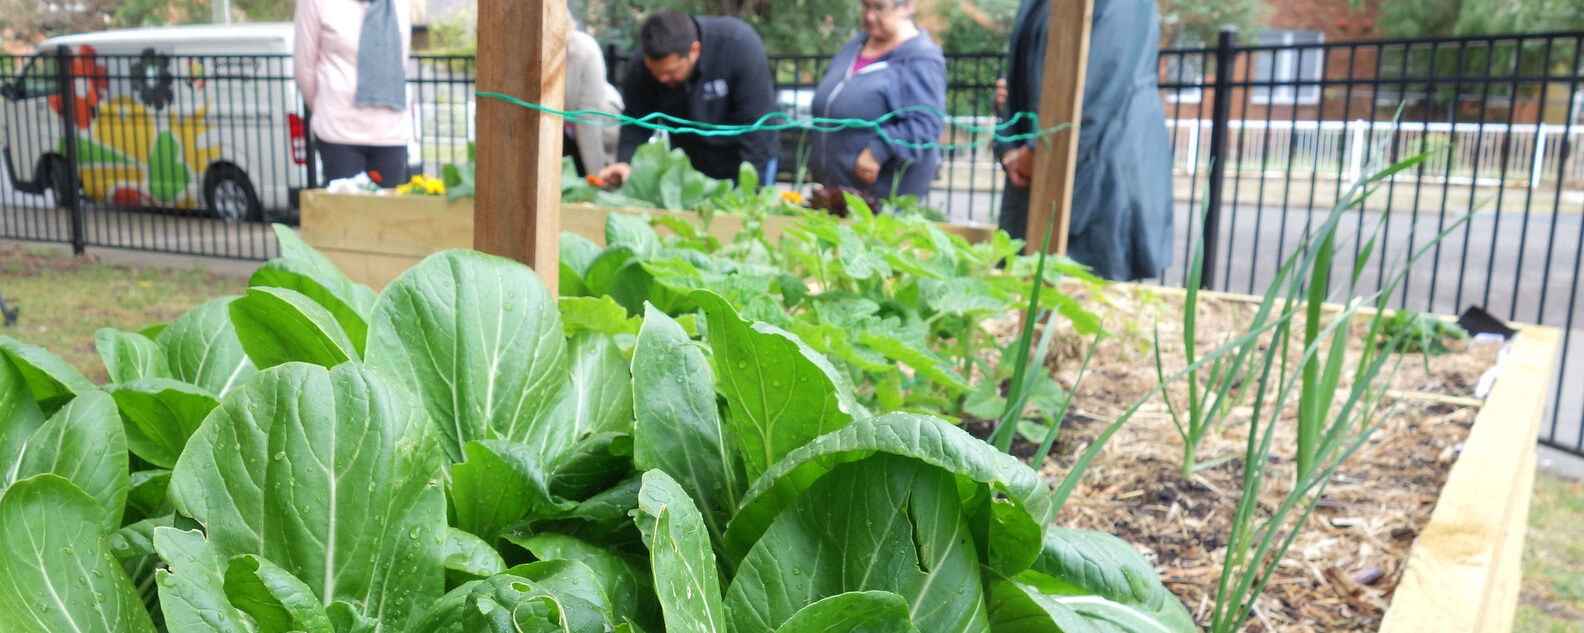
[296,190,994,290]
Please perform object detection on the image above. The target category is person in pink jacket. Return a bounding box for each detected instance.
[293,0,412,186]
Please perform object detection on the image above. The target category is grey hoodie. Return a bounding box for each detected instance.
[808,31,946,199]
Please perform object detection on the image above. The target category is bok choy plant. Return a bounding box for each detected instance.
[0,224,1194,633]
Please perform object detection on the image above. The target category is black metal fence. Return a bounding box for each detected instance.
[0,48,299,260]
[2,33,1580,457]
[1157,29,1584,458]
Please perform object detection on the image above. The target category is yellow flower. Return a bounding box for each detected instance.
[398,174,446,196]
[139,280,151,288]
[781,190,805,205]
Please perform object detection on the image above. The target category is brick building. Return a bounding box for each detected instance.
[1161,0,1555,125]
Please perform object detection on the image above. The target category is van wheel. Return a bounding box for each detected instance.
[44,156,79,209]
[205,166,261,223]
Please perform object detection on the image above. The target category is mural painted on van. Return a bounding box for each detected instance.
[52,45,220,209]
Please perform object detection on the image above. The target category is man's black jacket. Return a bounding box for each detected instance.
[616,15,779,181]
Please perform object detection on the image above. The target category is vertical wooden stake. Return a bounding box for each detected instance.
[475,0,564,293]
[1025,0,1094,255]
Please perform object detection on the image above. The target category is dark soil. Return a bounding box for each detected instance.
[992,283,1499,632]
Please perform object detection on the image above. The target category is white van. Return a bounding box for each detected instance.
[0,23,306,222]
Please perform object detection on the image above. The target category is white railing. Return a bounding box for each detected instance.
[1166,119,1584,189]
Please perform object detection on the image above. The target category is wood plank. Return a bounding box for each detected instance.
[1478,444,1536,633]
[474,0,564,293]
[1378,325,1559,633]
[301,193,996,256]
[298,191,473,257]
[315,248,423,290]
[1024,0,1094,255]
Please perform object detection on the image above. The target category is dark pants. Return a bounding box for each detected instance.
[316,141,408,187]
[998,176,1030,241]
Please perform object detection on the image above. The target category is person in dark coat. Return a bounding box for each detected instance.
[997,0,1174,281]
[807,0,947,199]
[598,10,780,185]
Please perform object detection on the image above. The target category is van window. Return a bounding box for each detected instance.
[17,56,59,99]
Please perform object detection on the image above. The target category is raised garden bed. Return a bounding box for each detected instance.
[1015,285,1556,633]
[296,190,994,289]
[296,189,1557,632]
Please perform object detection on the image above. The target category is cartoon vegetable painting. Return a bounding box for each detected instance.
[48,45,108,130]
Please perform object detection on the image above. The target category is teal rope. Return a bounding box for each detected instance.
[476,90,1068,152]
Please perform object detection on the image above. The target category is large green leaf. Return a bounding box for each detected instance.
[1,390,128,532]
[459,567,613,633]
[230,286,358,369]
[582,247,635,298]
[444,527,507,580]
[125,468,171,519]
[0,334,94,413]
[856,330,971,394]
[560,232,604,277]
[606,212,660,257]
[548,432,634,501]
[516,533,662,632]
[772,592,920,633]
[253,224,378,355]
[154,527,253,633]
[0,352,45,457]
[724,455,988,633]
[635,470,728,633]
[632,305,746,546]
[694,291,864,482]
[365,250,567,463]
[155,297,258,398]
[724,412,1052,573]
[537,332,634,461]
[105,378,219,470]
[1013,528,1197,633]
[558,295,642,339]
[167,362,446,632]
[95,328,172,384]
[223,554,334,633]
[0,474,156,633]
[984,576,1101,633]
[609,259,701,317]
[450,440,574,542]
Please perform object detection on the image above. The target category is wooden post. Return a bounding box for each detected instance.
[474,0,565,293]
[1025,0,1094,255]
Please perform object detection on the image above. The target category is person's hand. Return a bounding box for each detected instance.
[854,147,879,185]
[598,162,632,188]
[1002,146,1034,188]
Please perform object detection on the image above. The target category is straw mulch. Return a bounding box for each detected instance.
[979,283,1501,632]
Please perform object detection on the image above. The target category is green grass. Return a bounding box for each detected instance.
[1516,470,1584,632]
[0,246,247,381]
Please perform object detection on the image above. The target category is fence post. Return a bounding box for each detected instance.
[52,46,85,256]
[1347,120,1367,182]
[1201,26,1238,290]
[1531,123,1547,189]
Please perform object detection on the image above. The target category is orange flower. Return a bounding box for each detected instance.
[780,190,805,205]
[48,45,109,130]
[586,174,605,188]
[367,170,383,184]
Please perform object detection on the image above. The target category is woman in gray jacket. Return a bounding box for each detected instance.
[808,0,946,199]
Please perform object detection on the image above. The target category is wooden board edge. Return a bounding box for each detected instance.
[1478,444,1538,633]
[1377,325,1558,633]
